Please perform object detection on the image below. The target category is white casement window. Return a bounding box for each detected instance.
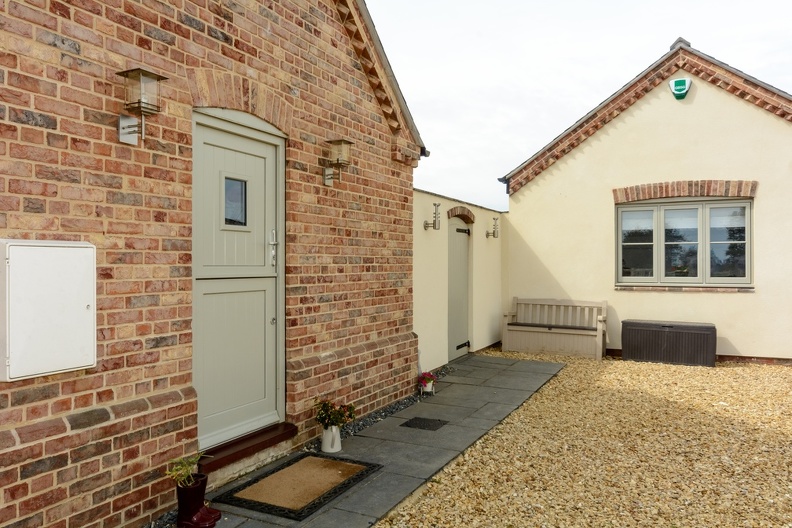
[617,200,751,285]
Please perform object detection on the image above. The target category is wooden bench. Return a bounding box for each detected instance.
[502,298,608,360]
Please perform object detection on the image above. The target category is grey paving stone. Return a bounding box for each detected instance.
[236,519,287,528]
[469,402,520,421]
[481,371,554,392]
[333,472,424,518]
[301,508,377,528]
[454,416,499,430]
[453,355,518,367]
[356,440,459,478]
[214,512,248,527]
[428,383,533,407]
[392,401,476,422]
[435,373,486,385]
[452,367,501,380]
[330,434,385,460]
[508,360,565,374]
[210,504,297,527]
[357,418,487,452]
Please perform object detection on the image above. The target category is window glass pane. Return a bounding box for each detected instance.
[665,243,698,277]
[711,243,746,277]
[618,202,750,285]
[664,208,698,242]
[225,178,246,226]
[622,246,653,277]
[710,206,745,242]
[622,210,653,243]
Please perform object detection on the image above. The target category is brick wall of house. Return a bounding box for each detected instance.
[0,1,421,526]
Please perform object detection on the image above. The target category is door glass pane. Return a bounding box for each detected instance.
[621,210,653,277]
[225,178,247,226]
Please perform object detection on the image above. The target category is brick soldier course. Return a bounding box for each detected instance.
[0,1,424,526]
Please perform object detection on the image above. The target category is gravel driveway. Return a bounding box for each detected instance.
[376,350,792,527]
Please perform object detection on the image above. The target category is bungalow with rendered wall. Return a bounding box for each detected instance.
[0,1,425,526]
[501,38,792,362]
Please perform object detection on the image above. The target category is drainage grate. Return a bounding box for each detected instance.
[400,417,448,431]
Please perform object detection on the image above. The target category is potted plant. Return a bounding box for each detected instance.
[418,371,437,394]
[314,398,356,453]
[166,451,220,528]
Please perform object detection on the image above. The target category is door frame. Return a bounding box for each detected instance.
[192,108,287,442]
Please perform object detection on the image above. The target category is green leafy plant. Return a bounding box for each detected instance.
[418,371,437,387]
[165,451,204,488]
[314,398,356,429]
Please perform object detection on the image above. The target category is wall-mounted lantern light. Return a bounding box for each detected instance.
[486,217,499,238]
[424,203,441,230]
[323,139,354,186]
[116,68,168,145]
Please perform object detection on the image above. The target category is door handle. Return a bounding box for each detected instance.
[269,229,278,266]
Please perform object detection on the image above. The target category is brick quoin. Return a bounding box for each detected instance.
[0,0,422,527]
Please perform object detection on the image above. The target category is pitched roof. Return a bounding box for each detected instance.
[501,38,792,195]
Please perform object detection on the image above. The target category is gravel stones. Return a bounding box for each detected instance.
[376,351,792,528]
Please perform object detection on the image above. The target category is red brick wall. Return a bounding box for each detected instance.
[0,1,420,526]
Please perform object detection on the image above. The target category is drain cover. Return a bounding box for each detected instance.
[400,417,448,431]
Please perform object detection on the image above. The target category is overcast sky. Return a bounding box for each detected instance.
[365,1,792,211]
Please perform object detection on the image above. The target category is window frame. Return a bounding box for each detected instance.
[616,199,752,286]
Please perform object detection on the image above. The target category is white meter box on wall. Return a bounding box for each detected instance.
[0,240,97,382]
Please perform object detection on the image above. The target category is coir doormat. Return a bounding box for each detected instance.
[213,452,382,520]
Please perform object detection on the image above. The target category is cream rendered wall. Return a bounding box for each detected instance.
[506,75,792,358]
[414,190,503,371]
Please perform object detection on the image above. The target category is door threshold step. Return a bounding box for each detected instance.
[199,423,298,474]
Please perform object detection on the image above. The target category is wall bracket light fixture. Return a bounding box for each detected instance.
[424,203,441,230]
[116,68,168,145]
[486,217,499,238]
[323,139,354,186]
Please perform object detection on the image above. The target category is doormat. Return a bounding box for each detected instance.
[212,452,382,521]
[400,417,449,431]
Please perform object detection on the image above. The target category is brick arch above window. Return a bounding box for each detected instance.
[187,68,294,134]
[613,180,758,204]
[447,206,475,224]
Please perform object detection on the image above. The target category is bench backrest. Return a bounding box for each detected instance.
[511,298,606,329]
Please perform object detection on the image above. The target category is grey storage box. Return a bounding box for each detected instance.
[621,320,716,367]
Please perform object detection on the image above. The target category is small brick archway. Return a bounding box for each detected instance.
[447,205,475,224]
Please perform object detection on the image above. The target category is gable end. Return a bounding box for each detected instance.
[505,44,792,195]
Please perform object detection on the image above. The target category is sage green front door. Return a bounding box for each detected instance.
[192,109,285,448]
